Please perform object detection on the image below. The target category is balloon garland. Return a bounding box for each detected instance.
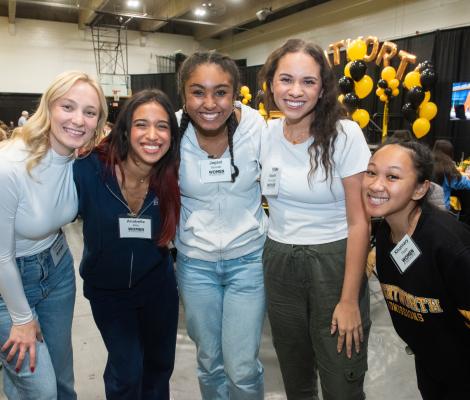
[239,85,252,105]
[375,66,401,141]
[329,36,438,140]
[337,39,373,129]
[401,61,438,138]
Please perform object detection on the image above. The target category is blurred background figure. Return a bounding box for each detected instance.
[17,110,29,127]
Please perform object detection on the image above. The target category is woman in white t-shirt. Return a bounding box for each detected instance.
[259,39,371,400]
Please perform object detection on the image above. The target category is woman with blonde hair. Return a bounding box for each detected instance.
[0,70,107,399]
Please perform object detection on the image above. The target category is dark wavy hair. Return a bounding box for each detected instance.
[432,139,461,185]
[95,89,180,246]
[258,38,346,183]
[177,51,240,181]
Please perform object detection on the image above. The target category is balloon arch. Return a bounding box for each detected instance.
[328,37,437,140]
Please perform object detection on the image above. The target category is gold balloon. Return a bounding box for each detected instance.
[328,40,345,65]
[262,81,267,92]
[355,75,373,99]
[347,39,367,61]
[363,36,379,62]
[380,94,388,102]
[403,71,421,90]
[242,98,249,105]
[381,66,396,82]
[389,78,400,89]
[344,61,353,78]
[376,88,385,97]
[376,41,398,67]
[240,86,250,96]
[352,108,370,128]
[413,118,431,138]
[392,88,400,97]
[245,93,252,101]
[419,101,438,120]
[396,50,417,81]
[338,94,345,104]
[424,91,431,103]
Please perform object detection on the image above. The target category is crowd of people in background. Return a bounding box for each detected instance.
[0,39,469,400]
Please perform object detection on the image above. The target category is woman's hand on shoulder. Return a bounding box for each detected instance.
[331,299,364,359]
[1,319,43,372]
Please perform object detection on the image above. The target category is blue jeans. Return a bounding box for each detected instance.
[0,234,77,400]
[176,249,266,400]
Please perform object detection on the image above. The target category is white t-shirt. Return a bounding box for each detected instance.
[0,139,77,324]
[260,118,370,245]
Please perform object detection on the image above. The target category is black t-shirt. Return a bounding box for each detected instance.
[375,205,470,382]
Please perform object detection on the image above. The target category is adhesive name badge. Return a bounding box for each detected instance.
[390,234,421,274]
[200,158,232,183]
[119,216,152,239]
[261,167,281,196]
[50,233,67,267]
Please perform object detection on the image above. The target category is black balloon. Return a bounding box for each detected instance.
[384,88,393,97]
[420,68,437,91]
[402,102,417,123]
[420,60,435,71]
[338,76,355,94]
[343,92,360,110]
[378,79,388,89]
[406,86,425,108]
[349,60,367,81]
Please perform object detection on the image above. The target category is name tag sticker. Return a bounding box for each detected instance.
[261,167,281,196]
[390,234,421,274]
[119,216,152,239]
[50,233,67,266]
[200,158,232,183]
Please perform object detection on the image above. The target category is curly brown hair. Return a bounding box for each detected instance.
[258,38,346,183]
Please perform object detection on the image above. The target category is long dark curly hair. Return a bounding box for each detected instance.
[258,38,346,183]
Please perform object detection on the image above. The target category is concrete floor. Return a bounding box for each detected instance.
[1,221,422,399]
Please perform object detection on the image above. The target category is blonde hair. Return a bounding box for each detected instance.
[15,71,108,172]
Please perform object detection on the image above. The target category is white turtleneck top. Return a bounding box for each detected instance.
[0,139,78,324]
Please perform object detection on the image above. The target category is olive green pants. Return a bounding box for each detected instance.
[263,237,370,400]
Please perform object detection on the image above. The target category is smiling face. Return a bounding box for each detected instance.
[362,144,429,224]
[271,51,323,127]
[128,101,171,168]
[49,80,100,155]
[183,63,235,137]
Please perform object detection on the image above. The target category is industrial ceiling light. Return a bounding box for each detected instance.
[256,7,272,21]
[127,0,139,8]
[194,7,207,17]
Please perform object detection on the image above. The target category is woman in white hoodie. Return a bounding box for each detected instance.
[175,51,267,400]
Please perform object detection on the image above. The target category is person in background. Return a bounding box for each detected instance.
[362,140,470,399]
[0,70,107,399]
[73,89,180,400]
[258,38,370,400]
[18,110,29,127]
[175,51,267,400]
[432,139,470,210]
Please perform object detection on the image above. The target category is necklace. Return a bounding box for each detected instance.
[283,123,310,145]
[195,127,228,158]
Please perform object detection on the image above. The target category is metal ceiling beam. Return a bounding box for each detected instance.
[8,0,16,24]
[79,0,110,29]
[139,0,193,32]
[193,0,307,41]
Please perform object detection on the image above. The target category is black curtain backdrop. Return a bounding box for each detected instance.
[129,26,470,152]
[130,72,180,111]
